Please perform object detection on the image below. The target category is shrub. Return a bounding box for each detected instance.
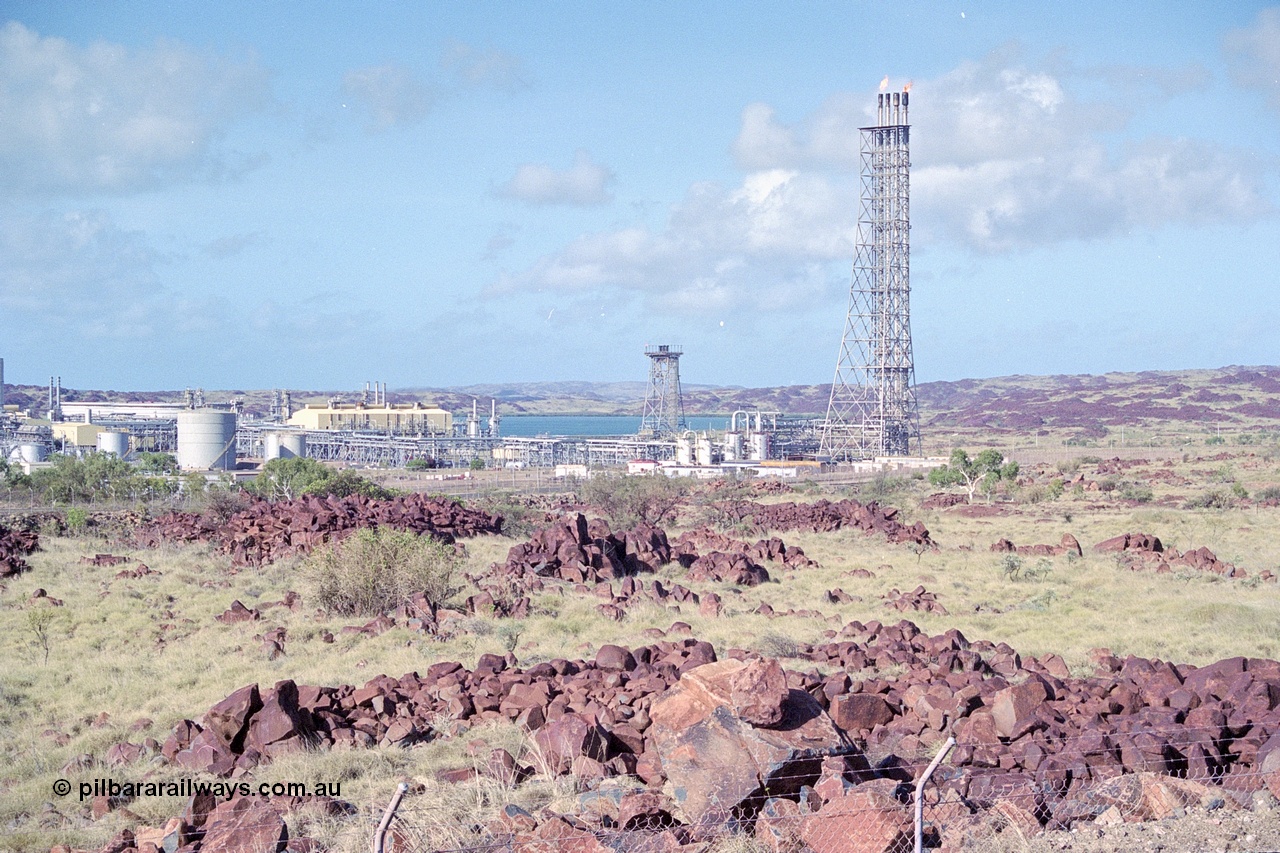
[64,507,88,535]
[998,554,1024,580]
[578,474,690,528]
[1119,483,1154,503]
[1256,485,1280,502]
[1184,489,1236,510]
[247,457,391,500]
[305,528,459,616]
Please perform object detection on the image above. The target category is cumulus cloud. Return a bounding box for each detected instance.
[732,50,1271,252]
[492,168,852,313]
[497,150,615,205]
[441,40,529,91]
[909,55,1271,250]
[1225,7,1280,111]
[494,47,1274,315]
[0,209,167,338]
[342,63,435,132]
[0,22,271,194]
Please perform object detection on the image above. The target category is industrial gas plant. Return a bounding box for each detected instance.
[0,86,933,481]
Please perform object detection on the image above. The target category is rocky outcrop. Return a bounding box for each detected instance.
[0,521,39,577]
[712,499,933,547]
[991,534,1082,557]
[135,493,501,566]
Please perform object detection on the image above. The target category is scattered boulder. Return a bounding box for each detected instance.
[648,658,856,823]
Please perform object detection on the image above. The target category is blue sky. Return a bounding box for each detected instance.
[1,2,1278,392]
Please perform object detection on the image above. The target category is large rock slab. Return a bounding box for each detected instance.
[649,659,860,823]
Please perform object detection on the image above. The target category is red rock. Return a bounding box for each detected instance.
[829,693,894,733]
[200,797,287,853]
[203,685,262,750]
[648,659,856,823]
[990,679,1048,740]
[595,645,636,672]
[729,658,789,728]
[531,714,608,775]
[799,787,911,853]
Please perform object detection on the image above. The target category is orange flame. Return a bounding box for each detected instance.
[879,75,889,92]
[904,80,913,93]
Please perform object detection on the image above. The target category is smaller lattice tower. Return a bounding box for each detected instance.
[639,344,686,437]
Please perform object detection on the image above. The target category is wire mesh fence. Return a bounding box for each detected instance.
[356,726,1280,853]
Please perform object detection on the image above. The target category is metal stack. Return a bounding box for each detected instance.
[821,84,921,460]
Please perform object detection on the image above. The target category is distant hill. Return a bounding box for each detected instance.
[6,367,1280,436]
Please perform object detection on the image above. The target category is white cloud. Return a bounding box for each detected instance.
[497,150,615,205]
[441,40,529,92]
[492,169,851,314]
[0,22,271,194]
[1225,7,1280,112]
[494,47,1275,315]
[732,50,1271,252]
[0,209,167,338]
[342,63,435,132]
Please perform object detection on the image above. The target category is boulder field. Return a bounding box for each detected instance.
[95,620,1280,853]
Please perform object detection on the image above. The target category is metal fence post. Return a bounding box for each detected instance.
[915,737,955,853]
[373,782,409,853]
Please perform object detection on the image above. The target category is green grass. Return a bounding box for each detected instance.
[5,448,1280,850]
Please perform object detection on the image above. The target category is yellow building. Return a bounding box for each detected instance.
[286,402,452,434]
[50,421,108,447]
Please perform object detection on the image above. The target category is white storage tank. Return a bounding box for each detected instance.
[176,411,237,470]
[9,443,46,464]
[749,432,772,461]
[264,431,306,461]
[695,435,713,466]
[723,432,743,462]
[96,431,130,457]
[675,436,693,466]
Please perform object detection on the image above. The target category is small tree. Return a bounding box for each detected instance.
[928,449,1019,503]
[135,452,179,475]
[579,473,690,528]
[247,457,332,500]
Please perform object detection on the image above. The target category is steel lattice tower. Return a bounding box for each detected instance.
[639,344,686,437]
[820,87,921,460]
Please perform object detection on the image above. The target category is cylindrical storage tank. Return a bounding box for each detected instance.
[279,431,306,459]
[176,411,237,470]
[749,432,772,461]
[263,431,305,461]
[723,432,743,462]
[96,431,130,457]
[676,436,693,466]
[695,435,713,466]
[10,443,47,464]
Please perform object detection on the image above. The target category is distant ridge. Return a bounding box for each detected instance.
[6,366,1280,432]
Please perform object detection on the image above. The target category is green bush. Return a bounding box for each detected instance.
[64,507,88,534]
[1119,483,1154,503]
[1184,489,1236,510]
[246,457,392,500]
[305,528,459,616]
[28,454,178,504]
[578,474,690,528]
